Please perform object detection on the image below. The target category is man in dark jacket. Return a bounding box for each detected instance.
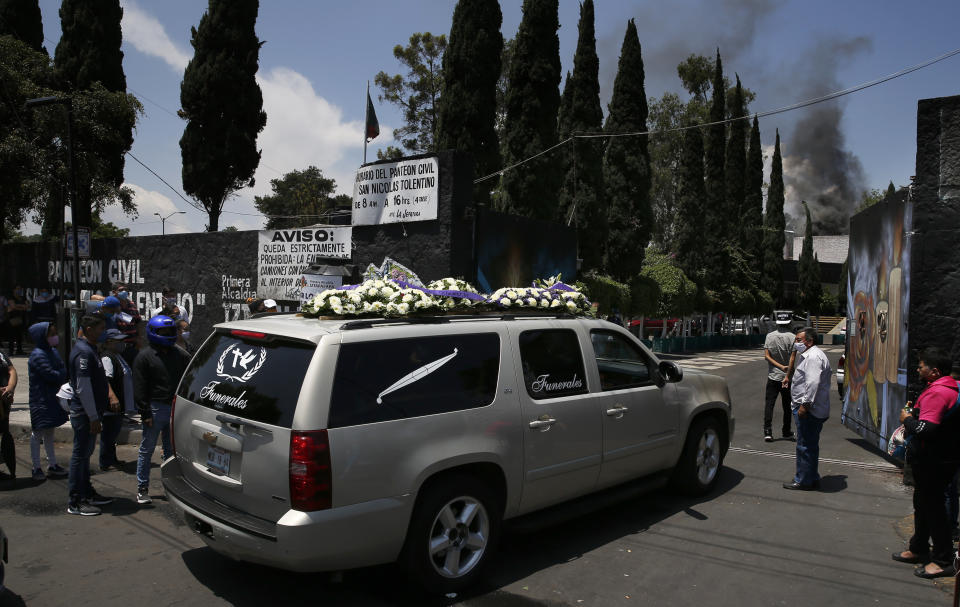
[134,315,189,504]
[27,322,68,481]
[67,315,115,515]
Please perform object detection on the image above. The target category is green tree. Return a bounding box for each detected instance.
[498,0,561,219]
[797,202,822,313]
[702,50,726,290]
[494,37,515,137]
[0,0,44,51]
[641,248,696,320]
[375,32,446,155]
[557,0,605,270]
[856,181,897,213]
[54,0,133,230]
[724,75,746,226]
[676,54,713,102]
[603,18,651,282]
[742,114,764,268]
[761,129,785,304]
[436,0,502,207]
[674,123,707,283]
[66,210,130,238]
[180,0,266,232]
[254,166,337,230]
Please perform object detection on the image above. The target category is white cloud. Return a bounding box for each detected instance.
[120,0,190,72]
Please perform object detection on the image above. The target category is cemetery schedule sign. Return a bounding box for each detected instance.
[258,227,352,300]
[352,156,439,225]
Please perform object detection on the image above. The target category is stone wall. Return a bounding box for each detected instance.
[908,94,960,392]
[0,150,475,343]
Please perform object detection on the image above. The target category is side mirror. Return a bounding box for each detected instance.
[658,360,683,383]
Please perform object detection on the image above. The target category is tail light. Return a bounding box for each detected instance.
[170,396,177,455]
[838,355,845,369]
[290,430,332,511]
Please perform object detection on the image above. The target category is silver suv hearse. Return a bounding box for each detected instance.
[162,312,735,593]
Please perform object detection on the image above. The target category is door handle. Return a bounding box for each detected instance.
[528,415,556,430]
[605,405,628,417]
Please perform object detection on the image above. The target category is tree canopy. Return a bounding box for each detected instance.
[436,1,502,207]
[0,0,44,52]
[180,0,266,232]
[797,202,822,313]
[761,129,786,304]
[253,166,338,230]
[375,32,446,157]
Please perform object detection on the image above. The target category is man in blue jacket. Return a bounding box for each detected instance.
[66,315,115,516]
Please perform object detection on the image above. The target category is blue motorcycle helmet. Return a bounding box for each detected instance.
[147,315,177,346]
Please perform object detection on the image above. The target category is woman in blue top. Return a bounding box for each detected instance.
[27,322,69,481]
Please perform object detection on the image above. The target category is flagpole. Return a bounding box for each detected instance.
[363,80,369,164]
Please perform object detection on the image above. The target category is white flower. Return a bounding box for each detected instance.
[402,293,414,303]
[367,288,378,297]
[398,302,410,314]
[526,297,537,306]
[381,286,394,297]
[550,299,561,308]
[331,303,344,314]
[362,302,373,312]
[346,303,356,313]
[349,292,362,304]
[328,296,341,307]
[374,280,385,289]
[499,298,511,307]
[505,290,517,300]
[566,300,577,311]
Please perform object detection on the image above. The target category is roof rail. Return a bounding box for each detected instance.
[249,311,302,319]
[338,310,579,331]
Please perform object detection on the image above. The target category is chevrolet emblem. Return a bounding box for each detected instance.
[202,431,218,444]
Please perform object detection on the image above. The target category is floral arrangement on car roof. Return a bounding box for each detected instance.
[300,274,592,318]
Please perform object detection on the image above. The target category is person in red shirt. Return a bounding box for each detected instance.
[891,347,959,578]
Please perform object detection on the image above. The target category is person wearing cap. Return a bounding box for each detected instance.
[98,295,123,342]
[246,297,266,316]
[99,329,134,471]
[111,283,142,366]
[763,311,796,442]
[263,299,278,313]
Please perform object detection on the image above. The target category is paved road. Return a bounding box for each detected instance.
[0,346,948,606]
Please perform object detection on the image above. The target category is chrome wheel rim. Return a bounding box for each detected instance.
[428,495,489,579]
[696,428,720,486]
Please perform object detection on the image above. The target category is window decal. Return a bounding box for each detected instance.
[377,348,458,404]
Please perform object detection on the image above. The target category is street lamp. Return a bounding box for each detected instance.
[154,211,186,235]
[25,95,80,357]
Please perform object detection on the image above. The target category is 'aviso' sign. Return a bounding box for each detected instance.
[258,227,352,301]
[352,156,439,225]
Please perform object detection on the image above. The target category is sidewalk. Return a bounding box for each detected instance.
[5,352,143,444]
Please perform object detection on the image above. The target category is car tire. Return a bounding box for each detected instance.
[671,417,726,496]
[401,474,501,595]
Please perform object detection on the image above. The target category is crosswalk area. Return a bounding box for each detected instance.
[675,345,845,370]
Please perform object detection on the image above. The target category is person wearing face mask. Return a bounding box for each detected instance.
[892,347,960,579]
[175,319,194,356]
[30,287,58,325]
[111,283,142,366]
[783,327,831,491]
[99,329,133,471]
[27,322,69,481]
[152,287,190,325]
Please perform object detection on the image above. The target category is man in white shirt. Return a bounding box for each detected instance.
[783,326,832,490]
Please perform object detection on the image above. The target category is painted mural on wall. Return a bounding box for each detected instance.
[842,196,912,450]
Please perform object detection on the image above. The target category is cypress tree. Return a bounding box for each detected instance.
[436,0,502,207]
[674,124,707,283]
[724,75,746,226]
[556,0,605,270]
[180,0,267,232]
[499,0,561,219]
[885,180,896,198]
[0,0,44,52]
[761,129,785,304]
[54,0,130,229]
[702,49,726,289]
[603,18,651,282]
[742,114,763,269]
[797,202,822,313]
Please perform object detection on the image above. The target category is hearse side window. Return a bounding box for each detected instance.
[518,329,588,400]
[178,332,316,428]
[590,330,654,391]
[328,333,500,428]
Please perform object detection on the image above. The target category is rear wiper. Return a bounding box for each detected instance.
[216,414,273,434]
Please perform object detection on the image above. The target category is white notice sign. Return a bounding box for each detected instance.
[352,157,439,225]
[258,227,352,301]
[298,274,344,305]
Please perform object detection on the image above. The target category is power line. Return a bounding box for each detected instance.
[475,46,960,184]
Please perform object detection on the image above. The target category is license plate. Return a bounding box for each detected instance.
[206,446,230,475]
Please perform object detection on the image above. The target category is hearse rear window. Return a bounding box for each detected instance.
[329,333,500,428]
[178,332,315,427]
